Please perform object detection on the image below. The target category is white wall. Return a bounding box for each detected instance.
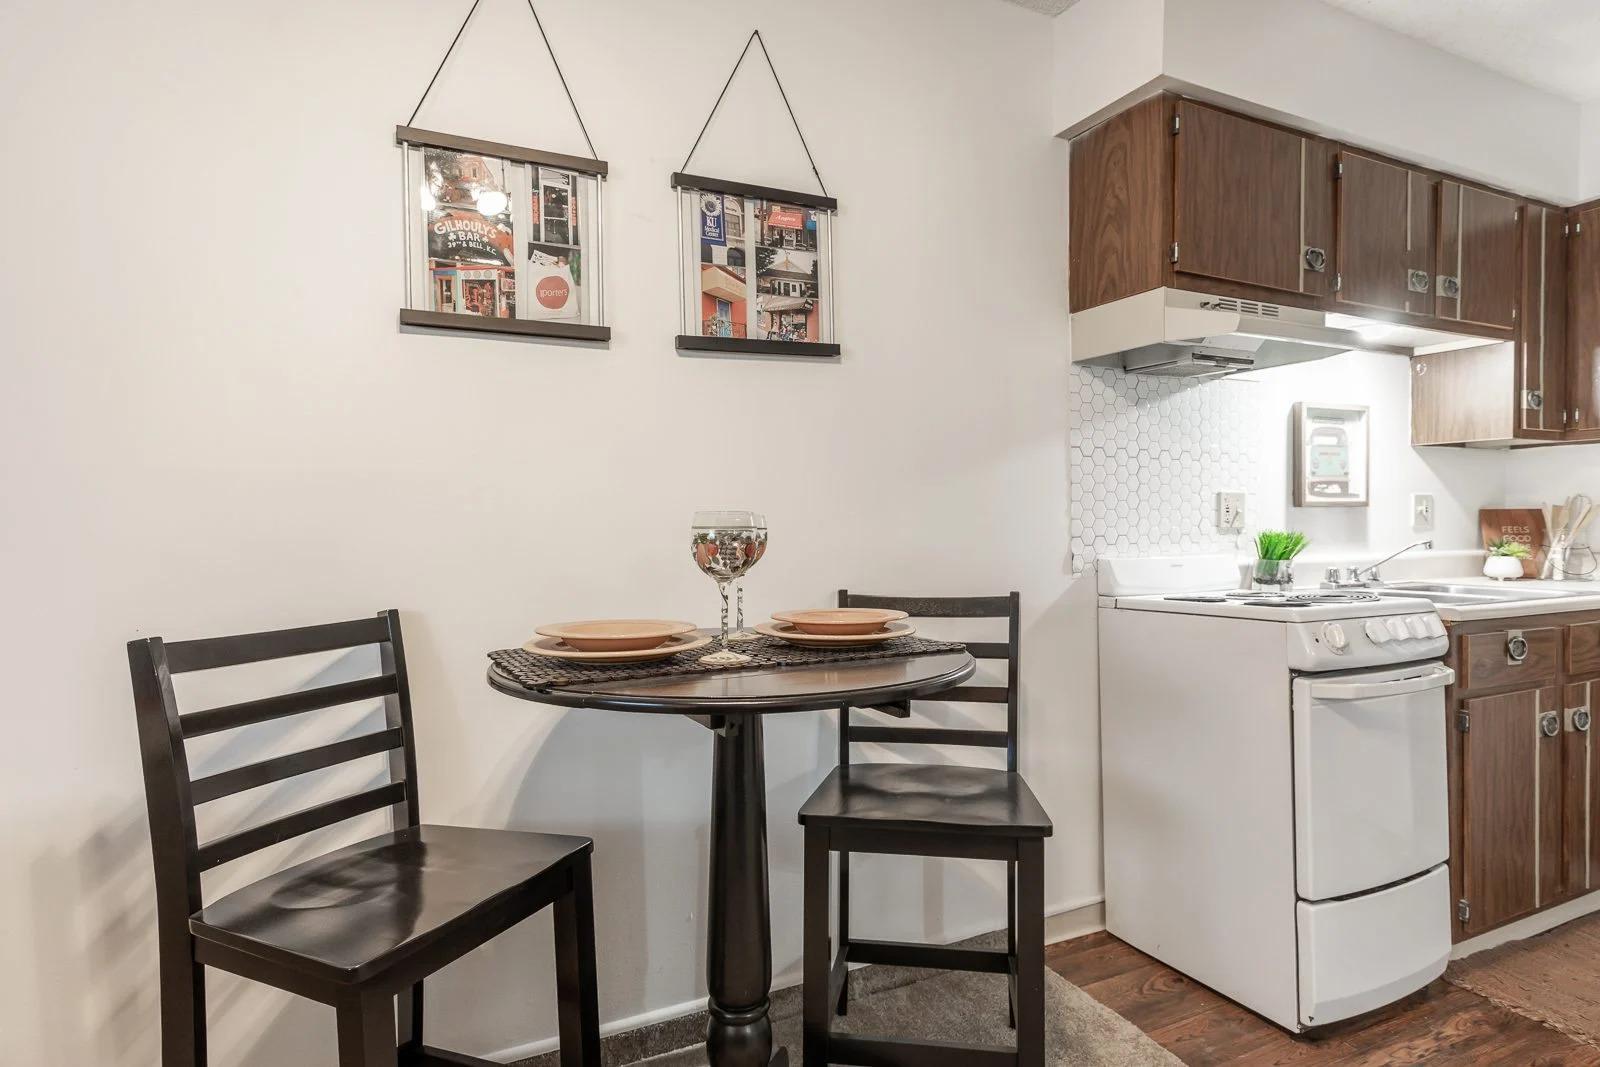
[0,1,1082,1064]
[1054,0,1586,204]
[1581,98,1600,202]
[1050,0,1164,138]
[1067,352,1507,573]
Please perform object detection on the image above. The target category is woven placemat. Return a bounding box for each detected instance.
[488,635,969,691]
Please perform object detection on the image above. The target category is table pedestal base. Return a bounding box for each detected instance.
[706,715,786,1067]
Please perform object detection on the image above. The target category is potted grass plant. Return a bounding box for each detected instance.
[1254,530,1309,590]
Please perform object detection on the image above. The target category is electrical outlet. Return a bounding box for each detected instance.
[1412,493,1435,531]
[1217,491,1246,532]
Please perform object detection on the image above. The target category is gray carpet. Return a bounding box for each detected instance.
[519,934,1180,1067]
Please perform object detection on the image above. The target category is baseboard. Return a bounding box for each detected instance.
[1451,889,1600,960]
[493,894,1107,1064]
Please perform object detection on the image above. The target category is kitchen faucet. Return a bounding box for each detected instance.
[1324,540,1434,588]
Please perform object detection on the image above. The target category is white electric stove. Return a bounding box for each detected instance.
[1097,556,1454,1032]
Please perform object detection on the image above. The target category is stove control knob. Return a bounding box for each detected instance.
[1365,619,1393,644]
[1387,618,1411,641]
[1407,616,1431,639]
[1321,622,1349,653]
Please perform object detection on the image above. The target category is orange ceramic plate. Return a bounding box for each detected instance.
[523,632,712,663]
[534,619,698,652]
[769,608,909,636]
[755,620,916,648]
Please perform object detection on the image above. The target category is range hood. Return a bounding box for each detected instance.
[1070,288,1497,378]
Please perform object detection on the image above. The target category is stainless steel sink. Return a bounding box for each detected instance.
[1375,582,1572,605]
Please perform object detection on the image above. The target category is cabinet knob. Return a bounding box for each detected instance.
[1541,711,1561,738]
[1574,708,1592,733]
[1408,269,1431,294]
[1438,275,1461,299]
[1304,246,1328,272]
[1507,632,1529,662]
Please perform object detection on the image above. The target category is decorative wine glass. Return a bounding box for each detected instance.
[727,512,768,643]
[690,510,769,665]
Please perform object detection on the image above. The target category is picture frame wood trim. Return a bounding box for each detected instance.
[400,309,611,343]
[671,172,837,212]
[396,126,609,176]
[675,335,840,358]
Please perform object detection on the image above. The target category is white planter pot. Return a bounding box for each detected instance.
[1483,555,1525,581]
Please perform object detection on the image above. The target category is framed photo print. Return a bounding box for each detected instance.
[1293,402,1370,507]
[673,173,838,358]
[398,127,609,342]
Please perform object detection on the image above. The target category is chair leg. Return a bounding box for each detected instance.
[1015,840,1045,1067]
[397,981,423,1053]
[803,826,832,1067]
[1007,859,1018,1029]
[160,953,206,1067]
[335,990,398,1067]
[554,855,602,1067]
[835,848,850,1017]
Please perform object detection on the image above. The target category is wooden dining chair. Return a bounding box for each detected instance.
[798,591,1052,1067]
[128,609,601,1067]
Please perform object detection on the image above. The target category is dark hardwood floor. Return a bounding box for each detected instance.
[1049,931,1600,1065]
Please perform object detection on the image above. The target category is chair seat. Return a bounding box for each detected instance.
[798,763,1052,838]
[192,824,591,984]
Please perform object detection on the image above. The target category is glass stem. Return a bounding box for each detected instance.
[718,580,731,648]
[735,580,745,631]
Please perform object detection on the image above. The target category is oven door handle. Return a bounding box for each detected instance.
[1308,665,1455,701]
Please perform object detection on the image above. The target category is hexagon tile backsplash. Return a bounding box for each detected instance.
[1069,366,1260,573]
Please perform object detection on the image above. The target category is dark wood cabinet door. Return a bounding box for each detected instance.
[1337,152,1436,316]
[1562,682,1594,901]
[1570,205,1600,436]
[1173,101,1305,295]
[1438,182,1521,331]
[1069,95,1171,313]
[1518,204,1568,438]
[1460,687,1562,936]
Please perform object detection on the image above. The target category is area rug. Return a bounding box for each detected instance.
[1444,912,1600,1048]
[518,933,1180,1066]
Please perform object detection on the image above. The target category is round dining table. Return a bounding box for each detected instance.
[486,649,976,1067]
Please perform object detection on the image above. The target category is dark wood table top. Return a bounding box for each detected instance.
[486,651,975,715]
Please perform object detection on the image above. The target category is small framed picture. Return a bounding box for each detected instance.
[673,173,838,358]
[398,127,608,342]
[1293,403,1370,507]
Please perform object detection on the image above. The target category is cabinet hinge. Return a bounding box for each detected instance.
[1577,222,1585,236]
[1564,408,1571,427]
[1514,208,1521,223]
[1171,242,1179,264]
[1458,899,1471,923]
[1512,305,1518,321]
[1172,114,1180,134]
[1334,272,1343,292]
[1335,160,1344,179]
[1457,710,1471,733]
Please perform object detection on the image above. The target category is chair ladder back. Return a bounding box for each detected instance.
[127,610,420,902]
[837,590,1021,772]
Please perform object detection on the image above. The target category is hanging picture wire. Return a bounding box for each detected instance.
[672,30,840,358]
[397,0,611,342]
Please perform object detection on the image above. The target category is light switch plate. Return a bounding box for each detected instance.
[1412,493,1435,531]
[1217,491,1246,532]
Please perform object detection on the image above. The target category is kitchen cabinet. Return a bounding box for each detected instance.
[1458,687,1559,936]
[1068,95,1336,313]
[1447,612,1600,942]
[1517,204,1569,439]
[1436,181,1522,332]
[1569,202,1600,438]
[1171,100,1332,299]
[1336,152,1438,319]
